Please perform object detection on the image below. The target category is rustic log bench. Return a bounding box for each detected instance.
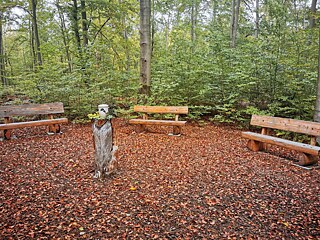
[242,115,320,166]
[129,105,188,135]
[0,102,68,140]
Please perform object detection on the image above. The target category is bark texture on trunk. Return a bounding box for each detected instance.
[310,0,317,29]
[81,0,88,47]
[314,28,320,123]
[139,0,151,96]
[31,0,42,66]
[230,0,240,48]
[0,11,7,86]
[93,120,117,178]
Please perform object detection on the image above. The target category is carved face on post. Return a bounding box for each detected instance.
[98,104,109,119]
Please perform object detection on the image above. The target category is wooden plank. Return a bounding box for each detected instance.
[0,118,68,130]
[133,106,188,114]
[129,119,187,126]
[250,115,320,136]
[0,102,65,118]
[242,131,320,156]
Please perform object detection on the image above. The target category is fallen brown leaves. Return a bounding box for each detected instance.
[0,119,319,239]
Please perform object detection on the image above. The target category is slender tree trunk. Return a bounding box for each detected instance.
[119,0,130,72]
[191,0,196,43]
[230,0,240,48]
[151,0,155,55]
[81,0,88,48]
[71,0,81,52]
[310,0,317,29]
[230,0,236,47]
[0,11,7,86]
[56,2,72,72]
[255,0,259,38]
[212,0,217,25]
[139,0,151,96]
[313,28,320,123]
[31,0,42,66]
[165,13,170,51]
[30,20,36,69]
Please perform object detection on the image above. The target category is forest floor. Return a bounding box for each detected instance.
[0,118,319,239]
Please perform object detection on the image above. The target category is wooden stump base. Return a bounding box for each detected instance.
[297,153,318,166]
[4,129,12,140]
[49,124,61,134]
[93,119,117,178]
[172,126,181,136]
[135,124,146,133]
[247,140,261,152]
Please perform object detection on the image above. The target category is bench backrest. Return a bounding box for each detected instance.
[250,115,320,136]
[0,102,65,118]
[134,105,188,114]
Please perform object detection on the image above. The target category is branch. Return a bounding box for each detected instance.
[91,17,111,46]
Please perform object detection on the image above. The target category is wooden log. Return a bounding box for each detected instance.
[92,120,117,178]
[297,153,318,166]
[0,118,68,130]
[242,132,320,156]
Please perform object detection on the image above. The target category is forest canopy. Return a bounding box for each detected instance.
[0,0,319,122]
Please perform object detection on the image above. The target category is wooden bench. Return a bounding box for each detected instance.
[0,102,68,140]
[242,115,320,166]
[129,105,188,135]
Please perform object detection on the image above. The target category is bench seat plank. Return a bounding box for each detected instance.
[0,118,68,130]
[129,119,187,126]
[242,131,320,156]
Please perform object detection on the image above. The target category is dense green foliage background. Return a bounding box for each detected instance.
[0,0,319,123]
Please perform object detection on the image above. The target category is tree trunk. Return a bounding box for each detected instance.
[230,0,240,48]
[119,0,130,71]
[71,0,81,52]
[0,11,7,86]
[30,19,36,69]
[81,0,88,48]
[212,0,217,25]
[92,120,117,178]
[310,0,317,29]
[31,0,42,66]
[139,0,151,96]
[56,2,72,72]
[191,0,196,43]
[255,0,259,38]
[313,28,320,123]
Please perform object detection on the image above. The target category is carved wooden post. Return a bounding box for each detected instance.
[92,104,117,178]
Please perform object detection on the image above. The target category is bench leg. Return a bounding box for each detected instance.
[135,124,146,133]
[247,140,261,152]
[172,126,181,136]
[4,129,11,140]
[49,124,61,134]
[298,153,318,166]
[3,117,12,140]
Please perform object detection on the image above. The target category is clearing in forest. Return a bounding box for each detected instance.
[0,119,319,239]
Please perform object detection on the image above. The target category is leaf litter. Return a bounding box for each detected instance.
[0,119,319,239]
